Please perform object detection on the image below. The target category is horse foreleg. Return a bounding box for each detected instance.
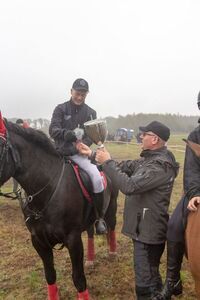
[66,231,89,300]
[105,192,117,256]
[31,235,59,300]
[85,226,95,266]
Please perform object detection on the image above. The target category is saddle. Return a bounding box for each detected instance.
[66,160,107,203]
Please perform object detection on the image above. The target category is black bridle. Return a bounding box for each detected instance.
[0,132,22,199]
[21,161,65,222]
[0,135,9,180]
[0,135,21,200]
[0,130,22,175]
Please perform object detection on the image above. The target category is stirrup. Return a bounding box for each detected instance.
[94,218,107,235]
[158,278,182,300]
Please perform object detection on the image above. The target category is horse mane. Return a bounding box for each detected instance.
[6,121,59,157]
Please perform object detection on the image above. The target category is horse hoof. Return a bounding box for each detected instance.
[85,260,94,267]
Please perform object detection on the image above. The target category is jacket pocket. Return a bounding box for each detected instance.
[138,208,152,239]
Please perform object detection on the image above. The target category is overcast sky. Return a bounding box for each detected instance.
[1,0,200,120]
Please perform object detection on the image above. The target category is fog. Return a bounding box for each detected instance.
[1,0,200,120]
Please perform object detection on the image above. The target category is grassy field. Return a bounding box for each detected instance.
[0,134,197,299]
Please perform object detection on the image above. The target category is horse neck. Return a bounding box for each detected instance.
[12,133,63,195]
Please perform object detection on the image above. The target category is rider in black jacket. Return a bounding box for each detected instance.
[49,79,107,234]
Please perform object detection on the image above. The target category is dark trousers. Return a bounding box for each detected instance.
[167,196,189,243]
[133,240,165,289]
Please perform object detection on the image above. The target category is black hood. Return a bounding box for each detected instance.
[141,146,179,177]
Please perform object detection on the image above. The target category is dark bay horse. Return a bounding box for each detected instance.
[0,117,118,300]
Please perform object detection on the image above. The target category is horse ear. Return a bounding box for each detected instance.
[0,111,6,137]
[183,138,200,157]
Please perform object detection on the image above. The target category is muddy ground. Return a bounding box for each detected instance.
[0,185,196,299]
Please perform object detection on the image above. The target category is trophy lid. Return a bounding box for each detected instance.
[84,119,106,126]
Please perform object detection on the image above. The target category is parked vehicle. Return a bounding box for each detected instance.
[114,128,134,142]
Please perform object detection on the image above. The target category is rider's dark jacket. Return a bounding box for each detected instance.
[166,123,200,243]
[102,147,179,244]
[184,124,200,199]
[49,99,96,156]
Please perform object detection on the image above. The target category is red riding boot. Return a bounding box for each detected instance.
[77,289,90,300]
[47,283,60,300]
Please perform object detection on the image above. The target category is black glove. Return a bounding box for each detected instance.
[64,130,77,142]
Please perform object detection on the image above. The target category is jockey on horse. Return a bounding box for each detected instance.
[49,78,107,235]
[156,91,200,300]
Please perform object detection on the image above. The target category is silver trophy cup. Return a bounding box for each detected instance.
[84,119,107,148]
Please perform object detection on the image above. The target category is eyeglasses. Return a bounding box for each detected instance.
[140,132,157,137]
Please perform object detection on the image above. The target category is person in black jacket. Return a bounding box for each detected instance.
[156,91,200,300]
[78,121,179,300]
[49,78,107,234]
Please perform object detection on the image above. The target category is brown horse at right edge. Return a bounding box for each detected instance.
[186,207,200,298]
[184,139,200,299]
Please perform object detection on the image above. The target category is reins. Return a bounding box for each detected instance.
[20,160,66,222]
[0,188,21,200]
[20,160,66,251]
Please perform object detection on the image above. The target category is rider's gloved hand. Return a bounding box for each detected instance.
[64,130,77,142]
[74,127,84,140]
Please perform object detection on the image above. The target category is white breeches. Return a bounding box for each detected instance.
[70,154,104,193]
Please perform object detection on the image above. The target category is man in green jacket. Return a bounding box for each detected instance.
[77,121,179,300]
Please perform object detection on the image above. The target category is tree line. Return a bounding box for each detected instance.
[9,113,199,136]
[105,113,199,135]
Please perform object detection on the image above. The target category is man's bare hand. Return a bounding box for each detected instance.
[76,142,92,157]
[95,148,111,164]
[187,196,200,212]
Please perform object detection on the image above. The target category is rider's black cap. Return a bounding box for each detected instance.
[72,78,89,92]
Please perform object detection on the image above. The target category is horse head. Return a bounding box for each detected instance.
[0,112,62,194]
